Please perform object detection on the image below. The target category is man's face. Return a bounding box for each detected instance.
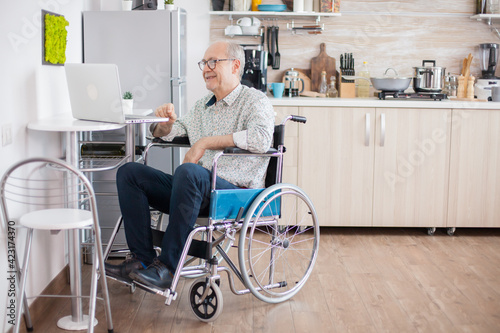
[201,43,238,95]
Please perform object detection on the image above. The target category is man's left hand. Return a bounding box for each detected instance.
[182,135,235,164]
[183,140,206,164]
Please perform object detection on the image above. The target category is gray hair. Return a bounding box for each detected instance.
[225,42,245,79]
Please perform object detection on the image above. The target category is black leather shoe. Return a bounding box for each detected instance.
[105,253,145,282]
[129,258,173,289]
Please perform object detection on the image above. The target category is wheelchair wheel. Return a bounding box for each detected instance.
[238,183,319,304]
[189,278,223,322]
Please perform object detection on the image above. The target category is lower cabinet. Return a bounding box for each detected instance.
[276,105,499,228]
[372,108,451,227]
[448,109,500,227]
[297,107,374,226]
[278,106,451,227]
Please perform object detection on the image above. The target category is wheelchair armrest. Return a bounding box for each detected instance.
[223,147,279,155]
[149,136,191,146]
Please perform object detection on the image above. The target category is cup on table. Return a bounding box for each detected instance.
[269,82,285,98]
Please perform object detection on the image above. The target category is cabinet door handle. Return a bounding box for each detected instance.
[365,113,370,147]
[380,113,386,147]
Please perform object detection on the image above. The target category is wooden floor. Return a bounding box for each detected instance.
[15,227,500,333]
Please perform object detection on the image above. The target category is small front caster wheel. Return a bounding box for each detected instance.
[447,227,456,236]
[189,278,223,322]
[427,227,436,236]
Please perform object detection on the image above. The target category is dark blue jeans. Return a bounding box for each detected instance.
[116,162,239,273]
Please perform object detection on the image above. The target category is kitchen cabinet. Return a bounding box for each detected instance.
[294,106,451,227]
[297,107,375,226]
[372,108,451,228]
[448,108,500,227]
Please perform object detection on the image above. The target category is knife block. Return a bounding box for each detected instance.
[339,81,355,98]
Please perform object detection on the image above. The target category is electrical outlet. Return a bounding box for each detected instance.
[2,124,12,146]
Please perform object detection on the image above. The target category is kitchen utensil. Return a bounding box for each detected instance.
[225,25,243,36]
[211,0,225,11]
[257,4,287,11]
[241,25,260,34]
[281,68,311,92]
[413,60,446,92]
[232,0,251,11]
[283,0,293,10]
[273,26,280,69]
[284,68,305,97]
[343,68,413,92]
[310,43,336,91]
[269,82,285,98]
[267,26,274,66]
[236,17,261,27]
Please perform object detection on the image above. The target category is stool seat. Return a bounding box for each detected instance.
[20,208,93,230]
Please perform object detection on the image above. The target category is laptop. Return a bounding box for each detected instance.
[65,63,169,124]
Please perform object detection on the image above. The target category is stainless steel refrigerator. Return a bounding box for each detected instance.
[82,9,187,255]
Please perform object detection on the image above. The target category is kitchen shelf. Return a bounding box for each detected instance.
[471,14,500,21]
[209,11,340,17]
[210,10,340,24]
[470,14,500,39]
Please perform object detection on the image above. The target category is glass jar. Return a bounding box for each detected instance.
[326,76,338,98]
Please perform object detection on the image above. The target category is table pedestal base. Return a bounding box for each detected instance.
[57,315,97,330]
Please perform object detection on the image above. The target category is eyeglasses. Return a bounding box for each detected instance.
[198,58,235,71]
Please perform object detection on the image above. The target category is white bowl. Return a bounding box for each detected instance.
[225,25,243,36]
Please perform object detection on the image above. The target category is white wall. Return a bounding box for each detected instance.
[0,0,209,331]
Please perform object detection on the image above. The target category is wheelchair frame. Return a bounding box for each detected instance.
[104,115,320,322]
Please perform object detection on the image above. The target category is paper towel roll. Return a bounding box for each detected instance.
[294,0,304,12]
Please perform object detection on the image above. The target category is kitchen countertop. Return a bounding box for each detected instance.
[268,96,500,109]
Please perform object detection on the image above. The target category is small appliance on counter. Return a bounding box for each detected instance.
[284,68,305,97]
[475,43,500,100]
[241,44,268,93]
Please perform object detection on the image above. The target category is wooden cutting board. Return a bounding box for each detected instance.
[310,43,336,92]
[281,68,311,92]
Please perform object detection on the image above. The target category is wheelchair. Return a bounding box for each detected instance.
[104,115,320,322]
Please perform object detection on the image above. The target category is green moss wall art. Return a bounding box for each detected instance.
[42,10,69,66]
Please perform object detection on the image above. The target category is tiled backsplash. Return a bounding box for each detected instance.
[210,0,499,85]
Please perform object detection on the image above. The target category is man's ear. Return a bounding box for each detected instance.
[233,59,241,75]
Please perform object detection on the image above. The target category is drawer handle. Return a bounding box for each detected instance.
[380,113,386,147]
[365,113,370,147]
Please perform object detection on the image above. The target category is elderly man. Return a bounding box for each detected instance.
[106,41,275,289]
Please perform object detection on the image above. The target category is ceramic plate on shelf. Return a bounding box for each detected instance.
[257,4,287,11]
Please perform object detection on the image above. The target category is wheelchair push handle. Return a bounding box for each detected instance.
[291,115,307,123]
[282,115,307,125]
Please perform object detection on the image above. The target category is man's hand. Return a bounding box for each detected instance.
[153,103,177,137]
[183,139,206,164]
[183,134,235,164]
